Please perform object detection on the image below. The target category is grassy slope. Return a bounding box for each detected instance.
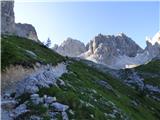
[2,36,160,120]
[136,60,160,87]
[1,35,65,70]
[39,61,160,120]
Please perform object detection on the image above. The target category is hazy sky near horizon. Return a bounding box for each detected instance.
[14,1,159,48]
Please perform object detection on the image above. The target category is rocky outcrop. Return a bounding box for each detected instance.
[53,38,86,57]
[1,1,39,41]
[16,63,67,95]
[1,1,15,35]
[15,23,39,41]
[1,62,68,120]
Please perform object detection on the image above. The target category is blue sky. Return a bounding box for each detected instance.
[14,1,159,48]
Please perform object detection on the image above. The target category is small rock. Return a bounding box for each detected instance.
[51,102,69,112]
[131,100,139,107]
[62,111,69,120]
[57,79,65,86]
[30,115,42,120]
[1,100,17,110]
[3,93,11,99]
[44,96,56,104]
[11,104,29,118]
[25,50,37,58]
[97,80,113,91]
[108,113,116,118]
[30,94,43,105]
[69,109,74,115]
[48,111,59,118]
[90,114,94,118]
[30,94,39,99]
[35,62,41,68]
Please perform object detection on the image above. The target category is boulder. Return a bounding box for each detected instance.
[51,102,69,112]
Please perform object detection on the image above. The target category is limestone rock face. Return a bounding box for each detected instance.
[53,38,86,57]
[1,1,39,41]
[80,33,143,69]
[15,23,38,41]
[86,33,142,58]
[145,32,160,59]
[1,1,15,35]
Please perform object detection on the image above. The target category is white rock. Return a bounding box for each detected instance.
[62,111,69,120]
[51,102,69,112]
[44,96,56,104]
[57,79,65,86]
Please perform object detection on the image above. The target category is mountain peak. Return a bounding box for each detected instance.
[53,38,86,57]
[146,32,160,45]
[117,32,126,37]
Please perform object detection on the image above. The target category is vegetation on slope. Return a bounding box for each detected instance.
[136,60,160,74]
[38,61,160,120]
[136,60,160,87]
[2,35,160,120]
[1,35,65,71]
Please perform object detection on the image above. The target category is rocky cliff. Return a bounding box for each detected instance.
[54,32,160,69]
[15,23,38,41]
[80,33,143,66]
[1,1,38,41]
[53,37,86,57]
[81,32,160,69]
[1,1,15,35]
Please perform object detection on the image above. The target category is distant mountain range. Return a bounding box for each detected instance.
[53,32,160,69]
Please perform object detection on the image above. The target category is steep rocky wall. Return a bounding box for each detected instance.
[53,37,86,57]
[1,1,39,41]
[15,23,38,41]
[1,1,15,35]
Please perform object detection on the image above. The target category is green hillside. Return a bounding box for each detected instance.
[2,35,160,120]
[1,35,65,70]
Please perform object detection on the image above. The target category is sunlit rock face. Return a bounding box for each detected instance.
[53,38,86,57]
[80,32,160,69]
[15,23,39,42]
[1,1,15,35]
[1,1,39,41]
[53,32,160,69]
[145,32,160,59]
[80,33,143,69]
